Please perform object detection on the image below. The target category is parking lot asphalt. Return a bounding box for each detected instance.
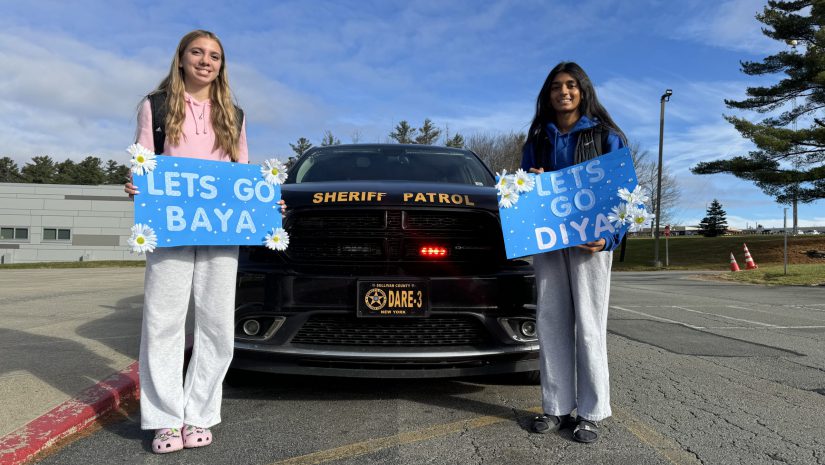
[0,268,147,464]
[2,269,824,465]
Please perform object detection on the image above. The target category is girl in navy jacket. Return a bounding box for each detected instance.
[522,62,626,443]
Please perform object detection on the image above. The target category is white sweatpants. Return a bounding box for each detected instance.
[139,246,238,430]
[534,247,613,422]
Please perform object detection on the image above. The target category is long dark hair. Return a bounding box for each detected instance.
[525,62,624,158]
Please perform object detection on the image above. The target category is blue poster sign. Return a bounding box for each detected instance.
[132,156,283,247]
[499,148,638,259]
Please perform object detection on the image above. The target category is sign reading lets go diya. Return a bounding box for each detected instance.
[497,148,652,259]
[126,144,290,253]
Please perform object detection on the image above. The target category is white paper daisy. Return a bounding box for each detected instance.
[127,143,157,175]
[496,169,516,194]
[618,186,649,206]
[628,206,654,232]
[498,188,519,209]
[264,227,289,251]
[513,169,535,193]
[608,202,632,227]
[261,159,288,185]
[128,223,157,254]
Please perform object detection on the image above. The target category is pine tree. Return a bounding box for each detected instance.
[53,159,78,184]
[104,160,130,185]
[699,199,729,237]
[415,119,441,145]
[73,156,106,185]
[289,137,313,156]
[389,121,416,144]
[691,0,825,233]
[320,130,341,146]
[21,156,56,184]
[0,157,22,182]
[445,133,465,148]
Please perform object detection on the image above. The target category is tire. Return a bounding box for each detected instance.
[224,367,256,387]
[516,370,541,385]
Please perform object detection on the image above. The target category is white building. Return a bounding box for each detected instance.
[0,183,142,264]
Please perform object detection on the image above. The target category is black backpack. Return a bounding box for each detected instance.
[147,91,244,155]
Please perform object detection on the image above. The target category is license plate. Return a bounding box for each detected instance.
[357,280,429,317]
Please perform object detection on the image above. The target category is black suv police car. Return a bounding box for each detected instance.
[232,144,538,379]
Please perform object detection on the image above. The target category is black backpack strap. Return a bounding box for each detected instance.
[147,92,167,155]
[234,106,244,134]
[574,127,599,164]
[578,124,620,163]
[596,124,627,154]
[593,126,605,157]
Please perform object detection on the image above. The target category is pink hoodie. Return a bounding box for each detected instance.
[135,93,248,164]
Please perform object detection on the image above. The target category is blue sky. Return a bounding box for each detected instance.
[1,0,821,228]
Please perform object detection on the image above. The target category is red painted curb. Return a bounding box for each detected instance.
[0,336,194,464]
[0,361,140,465]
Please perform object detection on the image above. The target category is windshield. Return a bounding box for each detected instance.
[288,146,495,186]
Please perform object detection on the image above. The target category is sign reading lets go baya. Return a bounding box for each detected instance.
[132,156,283,247]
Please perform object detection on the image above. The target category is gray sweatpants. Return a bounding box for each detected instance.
[534,247,612,422]
[139,246,239,430]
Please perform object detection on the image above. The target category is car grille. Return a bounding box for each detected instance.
[291,314,492,346]
[285,209,501,262]
[403,211,483,230]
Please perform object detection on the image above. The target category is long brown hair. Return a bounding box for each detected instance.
[151,30,241,161]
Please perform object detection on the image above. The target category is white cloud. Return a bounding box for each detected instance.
[0,31,160,120]
[0,28,327,165]
[231,63,328,133]
[672,0,782,54]
[594,74,825,228]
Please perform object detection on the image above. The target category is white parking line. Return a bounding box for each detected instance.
[727,304,825,323]
[611,306,825,330]
[610,306,703,330]
[672,306,779,327]
[715,325,825,330]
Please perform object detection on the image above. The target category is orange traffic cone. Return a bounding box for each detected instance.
[729,252,740,272]
[743,243,758,270]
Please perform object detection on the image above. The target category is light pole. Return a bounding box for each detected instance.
[788,39,799,235]
[653,89,672,267]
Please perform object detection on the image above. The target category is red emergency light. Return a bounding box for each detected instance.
[419,246,448,258]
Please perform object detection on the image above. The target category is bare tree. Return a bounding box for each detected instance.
[466,132,526,173]
[629,141,680,225]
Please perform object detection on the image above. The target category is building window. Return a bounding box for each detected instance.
[43,228,71,241]
[1,227,29,240]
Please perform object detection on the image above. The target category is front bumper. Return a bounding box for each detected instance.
[232,269,538,378]
[233,339,539,378]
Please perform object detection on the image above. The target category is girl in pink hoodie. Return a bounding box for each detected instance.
[125,29,248,454]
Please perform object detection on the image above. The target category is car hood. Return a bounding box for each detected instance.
[282,181,499,213]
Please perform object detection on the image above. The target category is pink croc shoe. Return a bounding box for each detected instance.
[152,428,183,454]
[183,424,213,448]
